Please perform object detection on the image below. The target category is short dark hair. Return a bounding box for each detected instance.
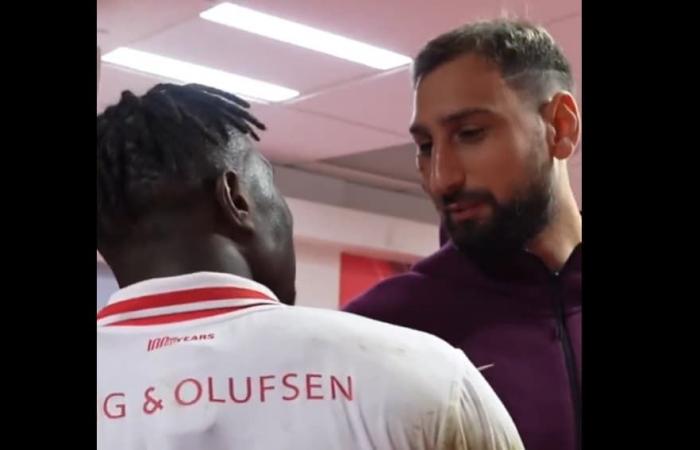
[413,19,573,100]
[97,83,265,246]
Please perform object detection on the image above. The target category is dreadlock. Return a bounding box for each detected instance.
[97,83,266,246]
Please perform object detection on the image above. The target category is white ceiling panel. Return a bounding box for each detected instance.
[131,17,379,94]
[290,67,413,137]
[98,0,581,178]
[251,103,407,162]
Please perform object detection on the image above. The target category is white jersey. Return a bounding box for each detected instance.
[97,272,523,450]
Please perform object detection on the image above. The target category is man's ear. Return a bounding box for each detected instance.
[541,91,581,161]
[216,171,255,234]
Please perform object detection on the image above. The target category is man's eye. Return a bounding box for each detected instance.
[456,128,485,142]
[417,142,432,157]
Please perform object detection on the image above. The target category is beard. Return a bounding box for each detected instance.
[444,163,554,257]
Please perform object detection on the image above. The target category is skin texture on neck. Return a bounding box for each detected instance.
[107,234,252,289]
[525,166,581,272]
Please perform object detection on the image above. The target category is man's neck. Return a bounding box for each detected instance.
[525,193,582,272]
[108,235,252,288]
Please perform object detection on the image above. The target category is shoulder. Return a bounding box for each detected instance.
[343,244,476,319]
[280,306,453,348]
[244,306,481,444]
[277,306,464,378]
[343,270,436,314]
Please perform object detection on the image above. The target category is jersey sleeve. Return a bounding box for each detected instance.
[437,349,525,450]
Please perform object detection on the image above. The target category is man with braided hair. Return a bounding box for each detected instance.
[97,83,524,450]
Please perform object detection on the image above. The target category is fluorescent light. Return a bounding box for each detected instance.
[200,3,412,70]
[101,47,299,103]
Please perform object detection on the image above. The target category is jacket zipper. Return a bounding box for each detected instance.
[553,274,582,450]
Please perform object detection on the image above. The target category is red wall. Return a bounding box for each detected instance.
[338,253,411,308]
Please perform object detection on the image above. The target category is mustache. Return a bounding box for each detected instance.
[440,190,496,208]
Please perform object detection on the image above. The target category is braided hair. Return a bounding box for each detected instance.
[97,83,266,246]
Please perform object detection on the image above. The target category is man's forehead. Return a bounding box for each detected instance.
[410,55,515,130]
[410,106,495,136]
[417,56,505,103]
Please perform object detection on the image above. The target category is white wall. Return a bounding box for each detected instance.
[273,164,437,225]
[290,241,341,309]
